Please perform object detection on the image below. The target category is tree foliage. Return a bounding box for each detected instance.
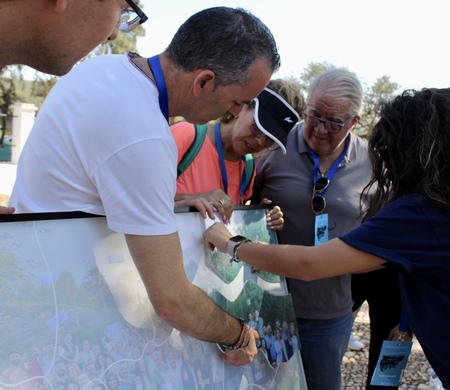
[90,26,145,57]
[0,66,21,144]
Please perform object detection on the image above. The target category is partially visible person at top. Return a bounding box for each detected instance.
[171,78,304,224]
[0,0,147,76]
[203,87,450,388]
[0,0,148,215]
[9,6,280,366]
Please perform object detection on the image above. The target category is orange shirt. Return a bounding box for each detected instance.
[171,121,255,205]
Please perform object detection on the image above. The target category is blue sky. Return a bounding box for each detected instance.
[137,0,449,90]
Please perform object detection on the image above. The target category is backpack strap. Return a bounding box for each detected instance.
[176,123,255,196]
[243,154,255,193]
[177,124,208,178]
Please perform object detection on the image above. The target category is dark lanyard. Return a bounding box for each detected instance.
[214,122,247,204]
[399,309,408,333]
[148,55,169,123]
[306,137,349,196]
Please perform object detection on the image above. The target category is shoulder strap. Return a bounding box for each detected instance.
[244,154,255,193]
[177,124,208,178]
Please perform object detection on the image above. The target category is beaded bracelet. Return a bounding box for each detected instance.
[216,319,250,353]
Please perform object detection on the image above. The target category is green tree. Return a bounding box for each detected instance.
[90,25,145,56]
[358,75,400,137]
[296,61,336,93]
[0,66,21,144]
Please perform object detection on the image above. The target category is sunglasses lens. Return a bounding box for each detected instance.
[312,195,325,214]
[314,177,329,192]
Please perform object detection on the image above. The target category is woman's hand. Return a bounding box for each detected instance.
[202,222,233,253]
[175,189,233,224]
[175,197,217,221]
[388,324,413,342]
[259,198,284,230]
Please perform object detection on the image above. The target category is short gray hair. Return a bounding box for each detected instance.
[166,7,280,87]
[307,68,363,117]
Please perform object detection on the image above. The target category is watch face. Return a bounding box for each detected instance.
[230,235,247,243]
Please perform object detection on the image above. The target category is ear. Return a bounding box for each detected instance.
[54,0,71,13]
[351,115,361,128]
[192,70,216,96]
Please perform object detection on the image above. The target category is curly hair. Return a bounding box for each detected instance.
[363,88,450,219]
[267,78,306,118]
[220,78,305,124]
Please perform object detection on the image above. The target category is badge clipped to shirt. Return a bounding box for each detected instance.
[314,214,328,246]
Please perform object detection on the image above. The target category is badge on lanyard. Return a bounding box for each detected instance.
[370,340,412,386]
[314,214,329,245]
[371,310,412,387]
[308,138,349,246]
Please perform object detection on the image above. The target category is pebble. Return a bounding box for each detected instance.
[342,302,433,390]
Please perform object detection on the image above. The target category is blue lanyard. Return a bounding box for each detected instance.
[306,137,349,196]
[399,309,408,333]
[214,122,247,204]
[148,55,169,123]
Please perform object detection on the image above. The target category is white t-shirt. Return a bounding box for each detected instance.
[10,54,178,236]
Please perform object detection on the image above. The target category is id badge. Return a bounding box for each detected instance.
[314,213,328,246]
[370,340,412,386]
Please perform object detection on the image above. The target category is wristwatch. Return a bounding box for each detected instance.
[227,235,252,263]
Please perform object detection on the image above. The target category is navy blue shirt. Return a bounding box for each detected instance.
[341,194,450,387]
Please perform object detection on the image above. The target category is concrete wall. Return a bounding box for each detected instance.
[0,102,37,197]
[0,162,16,196]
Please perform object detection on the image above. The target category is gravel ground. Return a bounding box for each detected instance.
[342,301,433,390]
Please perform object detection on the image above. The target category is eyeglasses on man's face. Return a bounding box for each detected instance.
[311,176,330,214]
[304,114,352,134]
[249,122,280,151]
[119,0,148,33]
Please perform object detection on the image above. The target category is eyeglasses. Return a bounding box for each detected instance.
[118,0,148,33]
[311,177,330,214]
[249,122,280,151]
[304,114,352,134]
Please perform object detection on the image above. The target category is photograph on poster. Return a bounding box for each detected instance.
[205,207,283,284]
[0,207,306,389]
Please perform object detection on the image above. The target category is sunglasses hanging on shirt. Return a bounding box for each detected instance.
[311,176,329,215]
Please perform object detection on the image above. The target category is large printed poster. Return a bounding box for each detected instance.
[0,207,306,390]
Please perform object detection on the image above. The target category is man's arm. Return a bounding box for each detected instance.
[125,232,258,365]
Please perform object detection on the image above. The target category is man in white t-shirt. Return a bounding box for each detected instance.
[9,6,280,366]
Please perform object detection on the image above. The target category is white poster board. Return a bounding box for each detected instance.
[0,206,306,390]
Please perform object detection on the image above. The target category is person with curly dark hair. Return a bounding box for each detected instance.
[203,87,450,388]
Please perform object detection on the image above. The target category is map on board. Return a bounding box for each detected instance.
[0,206,306,390]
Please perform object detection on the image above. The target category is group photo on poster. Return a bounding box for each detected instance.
[0,207,306,390]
